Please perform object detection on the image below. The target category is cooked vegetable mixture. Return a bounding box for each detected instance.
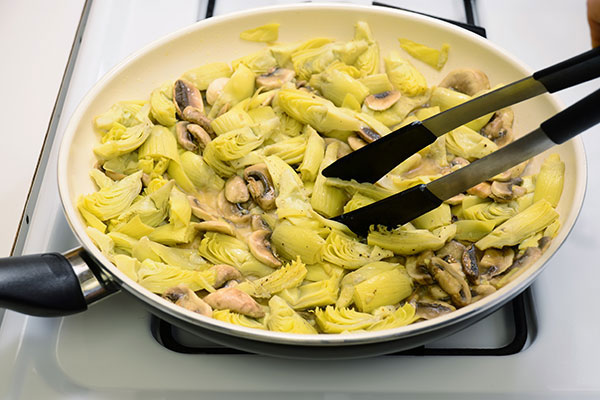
[80,22,564,334]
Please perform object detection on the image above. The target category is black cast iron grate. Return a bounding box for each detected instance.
[150,290,529,356]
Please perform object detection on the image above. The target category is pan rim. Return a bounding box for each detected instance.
[57,2,587,346]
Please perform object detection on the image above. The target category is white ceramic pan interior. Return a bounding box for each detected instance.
[58,4,586,346]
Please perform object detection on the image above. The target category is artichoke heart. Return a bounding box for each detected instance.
[314,306,379,333]
[237,257,308,298]
[79,170,143,221]
[266,296,317,334]
[321,230,393,269]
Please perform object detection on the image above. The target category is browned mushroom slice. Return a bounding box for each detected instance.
[427,257,472,307]
[461,244,480,284]
[248,229,282,268]
[489,180,527,202]
[225,175,250,204]
[347,134,367,151]
[538,236,552,252]
[479,247,515,278]
[471,284,496,302]
[203,287,265,318]
[193,220,236,236]
[467,181,492,198]
[511,246,542,270]
[173,79,204,117]
[428,284,450,301]
[481,108,514,147]
[206,77,229,105]
[163,284,212,316]
[415,300,456,320]
[211,264,242,288]
[364,90,402,111]
[256,68,296,90]
[217,191,252,225]
[251,214,271,232]
[406,255,434,285]
[244,164,276,211]
[436,241,466,264]
[182,107,215,137]
[188,196,218,221]
[439,68,490,96]
[356,126,381,143]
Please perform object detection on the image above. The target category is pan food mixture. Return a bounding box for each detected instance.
[80,22,565,334]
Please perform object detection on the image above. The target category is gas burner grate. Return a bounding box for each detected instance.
[150,289,529,357]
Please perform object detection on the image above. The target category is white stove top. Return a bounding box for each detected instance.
[2,0,600,398]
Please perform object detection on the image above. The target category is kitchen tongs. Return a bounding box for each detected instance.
[324,47,600,235]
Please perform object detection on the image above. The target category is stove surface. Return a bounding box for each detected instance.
[2,0,600,399]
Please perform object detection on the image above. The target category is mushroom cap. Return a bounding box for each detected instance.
[217,191,252,225]
[479,247,515,278]
[439,68,490,96]
[173,79,204,117]
[176,121,198,152]
[356,126,381,143]
[244,164,277,211]
[206,77,229,105]
[248,229,282,268]
[364,90,402,111]
[256,68,296,90]
[347,135,367,151]
[203,287,265,318]
[225,175,250,204]
[163,284,213,316]
[193,220,236,236]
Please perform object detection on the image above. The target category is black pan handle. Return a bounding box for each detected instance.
[0,248,118,317]
[534,46,600,93]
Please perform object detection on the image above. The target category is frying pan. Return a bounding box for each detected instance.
[0,4,586,359]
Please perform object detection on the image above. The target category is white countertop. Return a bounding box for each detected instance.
[1,1,600,399]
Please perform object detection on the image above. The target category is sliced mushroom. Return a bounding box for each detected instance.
[406,255,434,285]
[186,124,212,151]
[193,220,236,236]
[225,175,250,204]
[203,287,265,318]
[206,77,229,105]
[467,181,492,198]
[427,257,472,307]
[439,68,490,96]
[461,244,480,284]
[173,79,204,117]
[471,284,496,302]
[176,121,198,151]
[538,236,552,252]
[256,68,296,90]
[449,157,470,168]
[188,196,218,221]
[217,191,252,225]
[436,241,466,264]
[445,193,466,206]
[356,126,381,143]
[415,300,456,320]
[479,247,515,278]
[251,214,271,232]
[163,284,212,316]
[428,284,450,301]
[347,134,367,151]
[211,264,242,288]
[511,246,542,270]
[182,107,215,137]
[481,108,514,147]
[491,161,529,182]
[248,229,282,268]
[364,90,402,111]
[244,164,276,211]
[490,180,527,202]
